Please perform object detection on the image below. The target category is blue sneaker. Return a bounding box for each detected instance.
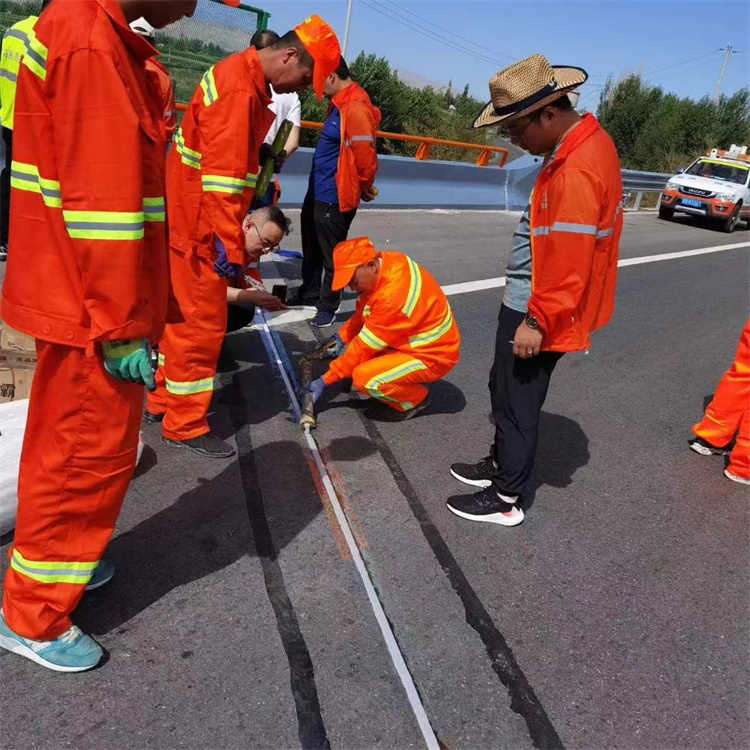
[0,610,103,672]
[310,310,335,328]
[85,559,115,591]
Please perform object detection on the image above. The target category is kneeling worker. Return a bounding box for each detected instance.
[304,238,460,420]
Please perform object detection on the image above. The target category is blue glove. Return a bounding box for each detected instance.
[214,237,243,279]
[322,332,345,358]
[102,339,156,391]
[302,377,326,404]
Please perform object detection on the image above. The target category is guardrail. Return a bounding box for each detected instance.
[621,168,672,211]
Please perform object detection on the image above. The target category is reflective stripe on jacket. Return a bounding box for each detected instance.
[0,15,38,129]
[167,47,275,265]
[527,114,623,352]
[322,251,461,385]
[330,83,381,213]
[0,0,168,348]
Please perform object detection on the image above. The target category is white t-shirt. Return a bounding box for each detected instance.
[264,87,302,145]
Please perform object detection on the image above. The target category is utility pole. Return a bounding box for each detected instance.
[342,0,354,59]
[713,46,736,102]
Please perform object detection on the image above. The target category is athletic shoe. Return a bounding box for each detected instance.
[446,487,524,527]
[364,394,432,422]
[143,410,164,424]
[724,469,750,485]
[450,455,496,488]
[85,560,115,592]
[286,291,317,310]
[310,310,335,328]
[162,433,235,458]
[0,245,7,262]
[0,610,103,673]
[689,437,731,456]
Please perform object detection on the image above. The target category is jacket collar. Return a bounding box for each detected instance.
[244,46,272,105]
[96,0,158,61]
[331,81,368,109]
[549,113,601,163]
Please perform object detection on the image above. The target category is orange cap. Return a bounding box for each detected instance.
[332,237,378,291]
[223,0,241,6]
[294,14,341,99]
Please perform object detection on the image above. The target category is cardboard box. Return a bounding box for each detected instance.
[0,321,37,403]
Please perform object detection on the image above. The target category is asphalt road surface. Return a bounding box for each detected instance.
[1,210,748,750]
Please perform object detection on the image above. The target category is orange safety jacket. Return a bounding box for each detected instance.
[146,56,176,144]
[322,251,461,385]
[527,113,623,352]
[168,47,275,265]
[0,0,168,349]
[329,83,381,213]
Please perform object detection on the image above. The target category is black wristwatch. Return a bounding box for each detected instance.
[525,313,541,330]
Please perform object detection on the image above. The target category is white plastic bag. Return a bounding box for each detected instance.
[0,400,144,535]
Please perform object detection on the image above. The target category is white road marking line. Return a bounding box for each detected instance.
[255,310,441,750]
[441,241,750,297]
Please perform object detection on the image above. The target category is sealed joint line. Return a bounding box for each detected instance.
[256,310,441,750]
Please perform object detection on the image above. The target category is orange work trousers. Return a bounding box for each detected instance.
[3,342,143,640]
[147,248,228,441]
[692,320,750,479]
[352,351,455,412]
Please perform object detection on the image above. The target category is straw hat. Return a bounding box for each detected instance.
[473,54,587,129]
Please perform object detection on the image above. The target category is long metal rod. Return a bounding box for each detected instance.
[342,0,354,58]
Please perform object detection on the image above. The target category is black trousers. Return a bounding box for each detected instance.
[299,194,356,313]
[226,304,255,333]
[489,305,563,497]
[1,127,12,248]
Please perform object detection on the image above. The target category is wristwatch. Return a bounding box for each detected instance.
[525,313,541,330]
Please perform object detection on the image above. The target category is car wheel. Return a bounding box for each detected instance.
[720,205,740,233]
[658,205,674,221]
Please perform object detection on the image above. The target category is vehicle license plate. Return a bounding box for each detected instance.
[681,198,703,208]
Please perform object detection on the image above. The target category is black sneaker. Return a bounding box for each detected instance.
[364,394,432,422]
[446,487,524,527]
[310,310,335,328]
[143,410,164,424]
[689,436,731,456]
[286,290,317,310]
[450,455,495,488]
[162,433,235,458]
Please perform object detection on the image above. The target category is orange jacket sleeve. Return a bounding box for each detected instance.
[322,297,413,385]
[527,168,604,339]
[337,296,366,344]
[345,103,379,190]
[163,77,176,144]
[199,89,261,265]
[50,48,154,343]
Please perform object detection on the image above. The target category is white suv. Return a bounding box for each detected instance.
[659,154,750,233]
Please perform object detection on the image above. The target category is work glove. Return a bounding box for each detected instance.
[259,142,287,173]
[302,377,326,404]
[214,236,243,279]
[323,333,344,358]
[102,339,156,391]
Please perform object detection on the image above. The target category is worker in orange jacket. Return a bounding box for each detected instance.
[146,15,341,458]
[288,58,382,329]
[130,17,177,145]
[0,0,198,674]
[302,238,461,421]
[690,319,750,485]
[449,54,622,527]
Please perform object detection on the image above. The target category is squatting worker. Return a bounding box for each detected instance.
[0,0,53,262]
[0,0,198,674]
[287,58,381,329]
[448,54,622,527]
[147,15,341,458]
[302,238,460,422]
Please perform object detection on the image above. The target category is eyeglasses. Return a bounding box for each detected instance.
[502,117,535,141]
[252,222,278,252]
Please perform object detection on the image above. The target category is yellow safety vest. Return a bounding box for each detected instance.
[0,15,38,130]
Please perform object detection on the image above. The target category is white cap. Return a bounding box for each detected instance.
[130,17,155,39]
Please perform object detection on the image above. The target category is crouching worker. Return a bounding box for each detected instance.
[146,206,290,456]
[303,237,460,420]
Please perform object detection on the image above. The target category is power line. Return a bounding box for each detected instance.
[357,0,510,69]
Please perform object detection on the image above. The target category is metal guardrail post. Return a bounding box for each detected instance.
[633,192,643,211]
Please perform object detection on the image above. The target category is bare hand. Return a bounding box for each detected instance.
[246,289,288,312]
[512,321,543,359]
[361,186,378,202]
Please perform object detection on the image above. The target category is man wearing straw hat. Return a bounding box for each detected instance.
[448,54,623,527]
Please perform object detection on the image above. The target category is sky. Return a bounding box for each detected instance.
[196,0,749,111]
